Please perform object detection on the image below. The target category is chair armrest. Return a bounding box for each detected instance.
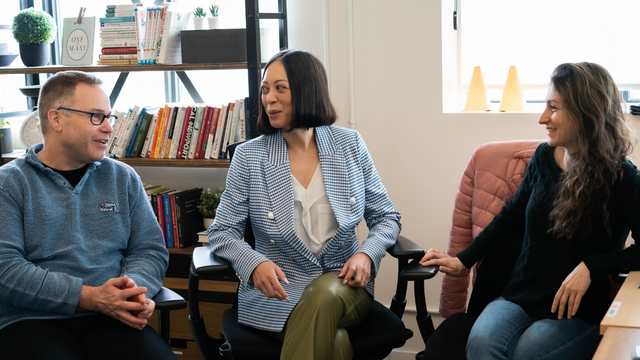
[613,272,628,284]
[153,287,186,311]
[400,259,438,281]
[190,246,232,277]
[387,235,426,259]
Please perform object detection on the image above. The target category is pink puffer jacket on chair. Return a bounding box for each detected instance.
[439,140,543,318]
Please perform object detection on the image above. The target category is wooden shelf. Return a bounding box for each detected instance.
[167,243,205,255]
[0,63,247,75]
[117,157,230,168]
[2,150,230,168]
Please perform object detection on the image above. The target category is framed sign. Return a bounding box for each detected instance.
[61,16,95,66]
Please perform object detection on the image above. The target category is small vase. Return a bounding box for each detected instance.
[207,17,220,29]
[19,43,50,67]
[193,17,208,30]
[0,127,12,154]
[203,217,214,230]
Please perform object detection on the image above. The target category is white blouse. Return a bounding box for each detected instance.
[292,164,339,257]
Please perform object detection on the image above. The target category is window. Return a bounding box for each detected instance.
[446,0,640,112]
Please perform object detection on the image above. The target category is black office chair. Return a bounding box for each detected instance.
[188,141,438,359]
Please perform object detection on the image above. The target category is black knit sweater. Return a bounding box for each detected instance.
[457,142,640,324]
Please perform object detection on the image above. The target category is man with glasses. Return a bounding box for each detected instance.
[0,71,174,359]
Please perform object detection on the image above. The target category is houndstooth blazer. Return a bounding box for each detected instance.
[208,125,401,332]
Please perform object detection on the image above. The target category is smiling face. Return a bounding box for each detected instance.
[261,60,293,130]
[538,86,578,153]
[56,83,113,168]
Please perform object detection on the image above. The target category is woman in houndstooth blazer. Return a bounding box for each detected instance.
[208,50,401,360]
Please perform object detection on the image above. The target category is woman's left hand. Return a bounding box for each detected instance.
[339,253,373,288]
[551,261,591,319]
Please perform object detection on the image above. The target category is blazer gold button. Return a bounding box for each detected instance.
[267,211,275,219]
[350,197,356,204]
[270,239,275,244]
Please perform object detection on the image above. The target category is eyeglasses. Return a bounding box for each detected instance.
[57,107,117,127]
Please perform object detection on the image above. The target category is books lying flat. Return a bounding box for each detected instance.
[97,59,137,65]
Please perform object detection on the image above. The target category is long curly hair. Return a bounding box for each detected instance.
[548,63,634,240]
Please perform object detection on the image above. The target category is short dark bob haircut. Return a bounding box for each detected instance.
[257,49,337,134]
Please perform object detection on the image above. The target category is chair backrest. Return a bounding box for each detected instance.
[440,140,542,318]
[227,140,256,249]
[226,141,255,309]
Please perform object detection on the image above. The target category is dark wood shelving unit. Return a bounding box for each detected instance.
[0,63,247,75]
[1,151,230,168]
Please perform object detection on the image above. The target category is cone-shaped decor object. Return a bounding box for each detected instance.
[463,66,490,112]
[499,66,525,112]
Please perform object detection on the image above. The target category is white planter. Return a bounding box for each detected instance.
[203,217,215,230]
[193,17,208,30]
[207,17,220,29]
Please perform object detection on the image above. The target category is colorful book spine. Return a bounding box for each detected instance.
[204,107,220,159]
[126,108,147,157]
[180,107,197,159]
[219,102,235,159]
[149,104,169,158]
[98,54,138,60]
[100,16,135,23]
[140,112,159,158]
[169,106,187,159]
[163,195,174,248]
[210,105,227,159]
[170,193,179,248]
[101,47,137,54]
[134,8,145,64]
[162,106,179,158]
[156,107,173,159]
[195,106,212,159]
[157,193,166,245]
[176,106,193,159]
[187,106,205,159]
[100,38,137,48]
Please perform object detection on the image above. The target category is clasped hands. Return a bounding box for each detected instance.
[251,252,373,301]
[419,247,592,320]
[78,275,155,330]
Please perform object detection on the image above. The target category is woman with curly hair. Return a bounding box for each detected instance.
[421,62,640,360]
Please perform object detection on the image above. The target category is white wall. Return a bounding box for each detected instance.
[284,0,640,358]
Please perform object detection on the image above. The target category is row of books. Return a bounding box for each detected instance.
[146,185,204,249]
[106,98,248,160]
[98,4,140,65]
[97,4,191,65]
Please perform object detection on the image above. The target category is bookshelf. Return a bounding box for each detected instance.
[0,63,246,75]
[1,150,230,168]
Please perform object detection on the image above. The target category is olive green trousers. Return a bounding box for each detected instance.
[272,271,372,360]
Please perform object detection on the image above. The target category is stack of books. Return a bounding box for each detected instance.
[145,185,205,249]
[105,98,249,160]
[98,4,142,65]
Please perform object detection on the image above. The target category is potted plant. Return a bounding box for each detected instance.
[197,187,224,229]
[208,5,220,29]
[193,7,208,30]
[12,8,56,67]
[0,117,11,155]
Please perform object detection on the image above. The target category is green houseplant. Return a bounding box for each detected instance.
[208,5,220,29]
[197,187,224,228]
[12,8,56,66]
[193,7,208,30]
